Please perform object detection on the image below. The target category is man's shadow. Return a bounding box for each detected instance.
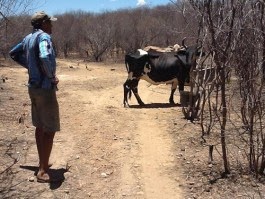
[20,165,68,190]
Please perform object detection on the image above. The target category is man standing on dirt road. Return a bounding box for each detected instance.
[9,11,60,183]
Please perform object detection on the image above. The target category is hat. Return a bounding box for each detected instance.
[31,11,57,26]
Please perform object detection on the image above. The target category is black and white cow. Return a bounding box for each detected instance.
[123,40,204,107]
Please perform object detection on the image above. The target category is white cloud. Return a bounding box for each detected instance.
[137,0,147,6]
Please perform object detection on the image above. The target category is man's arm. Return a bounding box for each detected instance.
[9,42,28,68]
[39,39,57,84]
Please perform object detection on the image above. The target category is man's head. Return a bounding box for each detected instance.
[31,11,57,34]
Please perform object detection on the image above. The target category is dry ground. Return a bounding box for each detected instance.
[0,59,265,199]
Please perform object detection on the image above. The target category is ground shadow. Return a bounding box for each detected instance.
[128,103,181,109]
[19,165,67,190]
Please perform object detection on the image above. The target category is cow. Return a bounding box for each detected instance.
[123,39,204,107]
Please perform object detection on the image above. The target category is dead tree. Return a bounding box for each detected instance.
[186,0,240,175]
[232,1,265,176]
[81,13,116,62]
[187,0,265,177]
[0,0,37,58]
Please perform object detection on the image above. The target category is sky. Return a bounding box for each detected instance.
[34,0,172,15]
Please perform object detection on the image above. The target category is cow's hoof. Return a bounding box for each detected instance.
[137,101,145,106]
[124,104,130,108]
[175,103,181,107]
[169,99,175,104]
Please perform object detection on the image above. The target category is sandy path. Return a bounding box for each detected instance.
[137,114,182,198]
[127,84,183,199]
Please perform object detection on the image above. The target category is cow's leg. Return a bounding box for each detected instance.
[132,87,145,106]
[124,79,144,106]
[131,79,145,106]
[169,88,176,104]
[123,79,132,107]
[175,80,185,106]
[169,80,178,104]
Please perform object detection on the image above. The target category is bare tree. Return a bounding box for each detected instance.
[232,0,265,176]
[116,8,151,53]
[185,0,265,177]
[186,0,240,175]
[78,12,115,62]
[0,0,37,58]
[53,11,85,58]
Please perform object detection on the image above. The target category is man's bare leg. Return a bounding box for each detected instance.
[35,127,42,163]
[36,128,55,182]
[36,128,53,167]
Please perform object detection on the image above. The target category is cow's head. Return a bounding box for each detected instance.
[175,38,205,70]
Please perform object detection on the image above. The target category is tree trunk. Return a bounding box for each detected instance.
[220,67,230,174]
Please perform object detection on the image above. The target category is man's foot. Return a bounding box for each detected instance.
[34,163,52,176]
[36,172,50,183]
[36,171,63,183]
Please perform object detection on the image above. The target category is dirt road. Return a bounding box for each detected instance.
[0,60,186,198]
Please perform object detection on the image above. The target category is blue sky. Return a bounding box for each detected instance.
[34,0,172,14]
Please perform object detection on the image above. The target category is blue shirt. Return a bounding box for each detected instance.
[9,29,57,89]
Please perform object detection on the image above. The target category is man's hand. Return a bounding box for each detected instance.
[51,76,59,85]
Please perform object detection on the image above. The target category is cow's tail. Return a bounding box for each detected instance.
[124,56,132,106]
[123,79,132,107]
[124,83,132,99]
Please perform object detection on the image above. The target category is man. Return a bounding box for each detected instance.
[9,11,60,183]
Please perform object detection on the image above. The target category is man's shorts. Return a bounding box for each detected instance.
[28,87,60,132]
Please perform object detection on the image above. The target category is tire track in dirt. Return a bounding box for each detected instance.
[136,114,182,199]
[127,83,183,199]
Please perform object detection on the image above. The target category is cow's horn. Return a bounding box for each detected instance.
[182,37,187,49]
